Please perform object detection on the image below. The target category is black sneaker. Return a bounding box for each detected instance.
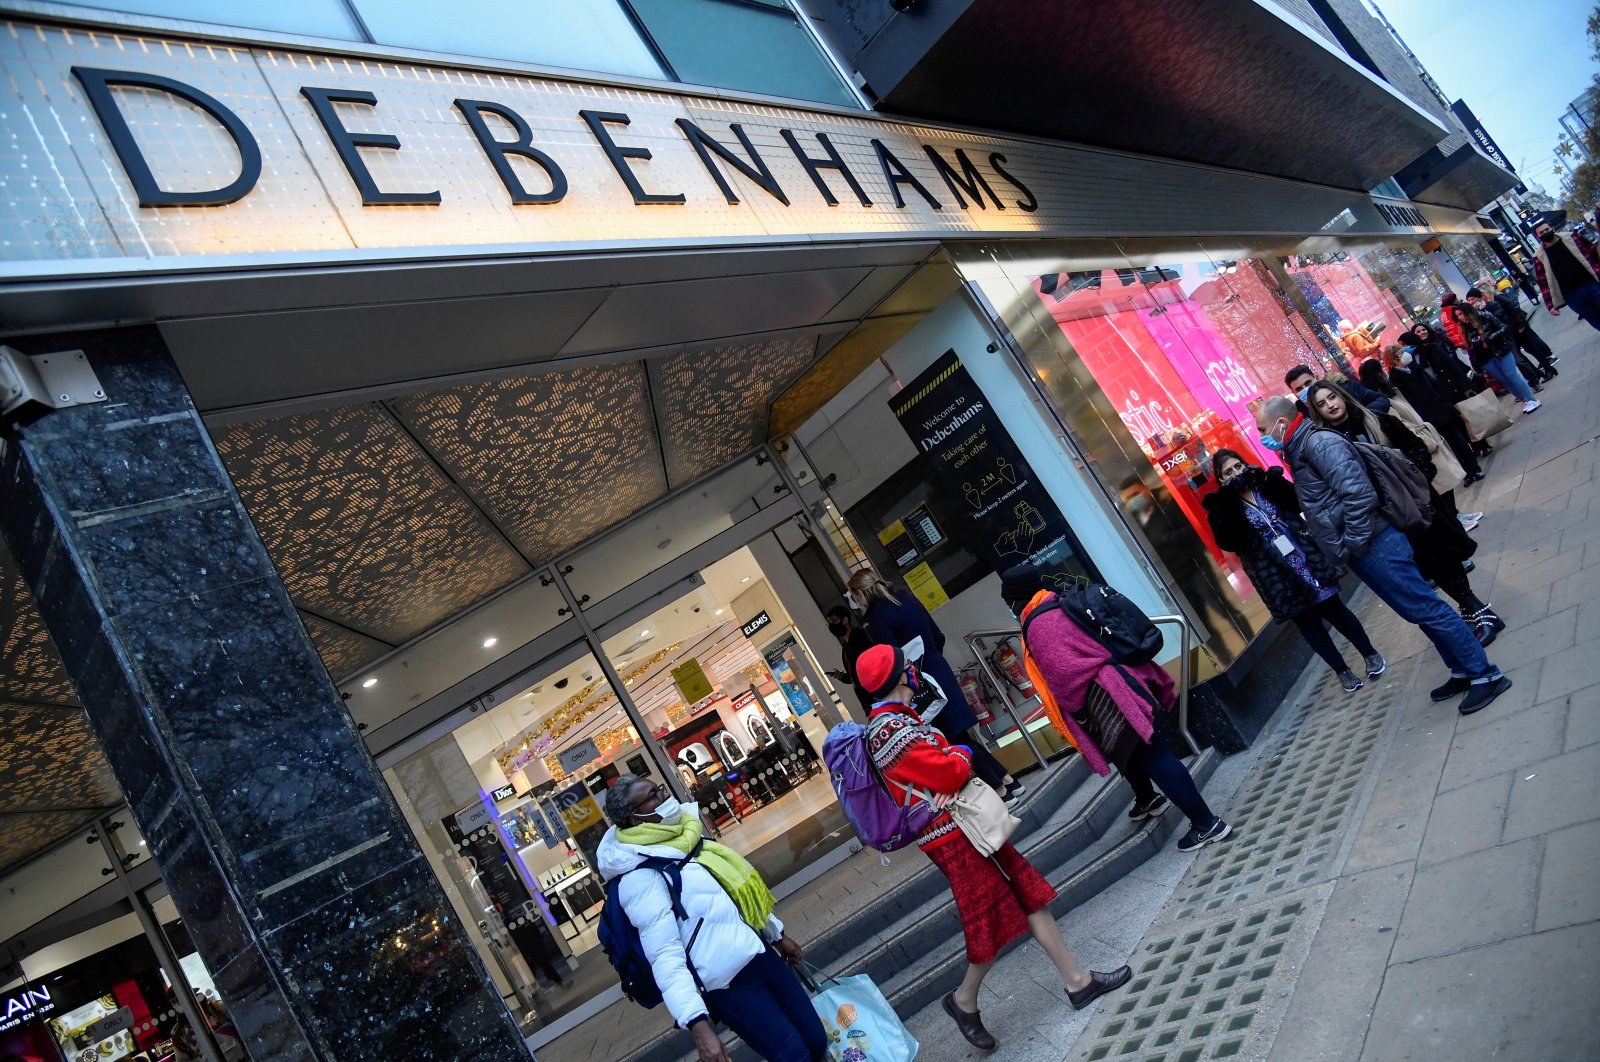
[1067,966,1133,1011]
[1176,817,1231,853]
[1430,676,1471,702]
[1337,669,1363,693]
[1364,652,1387,678]
[1459,675,1512,715]
[1129,794,1170,821]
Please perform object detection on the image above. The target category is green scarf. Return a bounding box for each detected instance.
[617,813,776,931]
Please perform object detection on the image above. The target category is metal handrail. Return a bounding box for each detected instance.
[965,614,1197,762]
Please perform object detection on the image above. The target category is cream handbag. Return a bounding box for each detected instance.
[945,778,1021,857]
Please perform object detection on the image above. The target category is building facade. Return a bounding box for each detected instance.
[0,2,1521,1060]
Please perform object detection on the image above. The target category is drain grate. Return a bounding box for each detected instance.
[1164,672,1396,923]
[1074,893,1324,1062]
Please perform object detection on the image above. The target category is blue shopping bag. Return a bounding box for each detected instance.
[803,967,919,1062]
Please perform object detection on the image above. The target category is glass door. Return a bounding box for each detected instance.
[594,546,852,885]
[383,641,671,1037]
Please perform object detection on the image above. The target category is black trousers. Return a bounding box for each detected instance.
[1291,595,1377,674]
[1516,324,1556,368]
[1436,418,1482,477]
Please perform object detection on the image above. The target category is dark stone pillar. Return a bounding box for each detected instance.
[0,327,534,1061]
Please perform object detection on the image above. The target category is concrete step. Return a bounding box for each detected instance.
[617,748,1222,1062]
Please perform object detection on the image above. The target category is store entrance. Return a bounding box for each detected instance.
[381,527,855,1048]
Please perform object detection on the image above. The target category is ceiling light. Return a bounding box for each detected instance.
[362,677,378,688]
[482,636,498,649]
[715,608,725,616]
[740,577,751,583]
[639,629,651,637]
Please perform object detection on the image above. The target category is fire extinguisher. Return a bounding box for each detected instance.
[958,668,995,724]
[991,638,1036,699]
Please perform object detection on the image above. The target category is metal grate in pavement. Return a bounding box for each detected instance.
[1074,893,1325,1062]
[1165,660,1398,924]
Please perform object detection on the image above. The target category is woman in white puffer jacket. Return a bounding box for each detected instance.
[598,774,826,1062]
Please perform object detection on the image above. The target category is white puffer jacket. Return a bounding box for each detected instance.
[596,806,783,1028]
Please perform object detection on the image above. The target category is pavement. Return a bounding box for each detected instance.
[896,306,1600,1062]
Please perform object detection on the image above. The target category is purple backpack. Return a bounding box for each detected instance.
[823,722,939,853]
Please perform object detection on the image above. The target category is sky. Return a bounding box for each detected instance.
[1369,0,1594,195]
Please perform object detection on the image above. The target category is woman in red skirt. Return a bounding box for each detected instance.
[855,644,1131,1050]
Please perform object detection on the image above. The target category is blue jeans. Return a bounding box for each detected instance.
[1348,526,1499,682]
[1483,351,1534,402]
[1566,280,1600,332]
[704,947,827,1062]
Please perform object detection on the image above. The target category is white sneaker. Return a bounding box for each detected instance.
[1459,512,1483,531]
[1523,399,1542,414]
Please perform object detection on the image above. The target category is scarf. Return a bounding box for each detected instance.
[616,812,775,931]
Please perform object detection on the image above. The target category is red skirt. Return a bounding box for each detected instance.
[926,836,1057,965]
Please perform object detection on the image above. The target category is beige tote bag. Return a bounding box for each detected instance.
[945,778,1021,857]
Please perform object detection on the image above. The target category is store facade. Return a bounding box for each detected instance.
[0,6,1513,1060]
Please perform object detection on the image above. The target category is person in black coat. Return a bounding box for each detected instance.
[1397,327,1492,465]
[1305,381,1505,645]
[1489,285,1558,379]
[1203,450,1385,693]
[847,569,1022,801]
[1371,346,1484,483]
[825,604,876,712]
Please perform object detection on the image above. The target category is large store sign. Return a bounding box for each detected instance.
[0,985,55,1032]
[0,18,1432,271]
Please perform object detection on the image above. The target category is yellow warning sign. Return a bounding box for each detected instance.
[904,562,950,611]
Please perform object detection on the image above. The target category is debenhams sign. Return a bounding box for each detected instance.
[0,20,1062,267]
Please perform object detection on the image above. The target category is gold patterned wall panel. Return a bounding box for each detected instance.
[214,405,531,644]
[299,612,393,684]
[0,702,120,815]
[653,336,820,486]
[768,315,924,439]
[0,541,78,707]
[0,809,102,877]
[391,363,669,564]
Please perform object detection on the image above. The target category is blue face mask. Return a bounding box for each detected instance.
[1296,386,1312,403]
[1259,420,1285,451]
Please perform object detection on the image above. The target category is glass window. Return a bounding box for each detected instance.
[351,0,664,79]
[625,0,856,106]
[54,0,363,40]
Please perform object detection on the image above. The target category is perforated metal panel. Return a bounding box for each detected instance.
[390,363,668,564]
[214,404,530,643]
[299,611,393,683]
[653,334,818,485]
[0,542,77,708]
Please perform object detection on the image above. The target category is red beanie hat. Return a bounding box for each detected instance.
[855,643,907,700]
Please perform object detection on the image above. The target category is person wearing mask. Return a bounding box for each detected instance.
[1482,286,1558,381]
[1304,381,1501,643]
[1440,294,1541,414]
[1204,449,1385,693]
[1362,352,1485,512]
[1466,287,1546,392]
[1532,220,1600,331]
[998,565,1235,859]
[854,643,1130,1050]
[1284,363,1390,413]
[1255,395,1510,714]
[847,569,1023,803]
[1394,330,1488,475]
[824,605,875,712]
[598,775,824,1062]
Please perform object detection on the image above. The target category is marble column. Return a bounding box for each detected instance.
[0,327,534,1061]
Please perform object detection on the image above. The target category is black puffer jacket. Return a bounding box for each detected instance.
[1203,468,1346,620]
[1390,363,1463,429]
[1281,420,1382,563]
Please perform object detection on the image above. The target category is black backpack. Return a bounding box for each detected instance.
[597,839,705,1009]
[1022,583,1162,665]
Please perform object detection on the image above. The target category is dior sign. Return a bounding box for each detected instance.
[72,65,1037,214]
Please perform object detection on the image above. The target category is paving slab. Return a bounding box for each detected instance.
[1502,741,1600,844]
[1437,694,1567,794]
[1417,770,1513,868]
[1388,837,1541,964]
[1362,921,1600,1062]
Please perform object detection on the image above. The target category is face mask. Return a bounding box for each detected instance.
[648,796,683,825]
[1296,386,1312,403]
[1259,420,1285,451]
[846,592,864,612]
[1399,352,1413,367]
[827,620,847,636]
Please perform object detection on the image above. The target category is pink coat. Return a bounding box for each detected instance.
[1022,600,1176,775]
